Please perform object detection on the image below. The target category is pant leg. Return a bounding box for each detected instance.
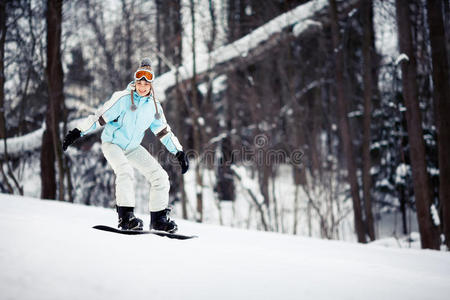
[101,142,135,207]
[126,145,170,212]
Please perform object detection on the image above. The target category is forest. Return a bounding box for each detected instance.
[0,0,449,250]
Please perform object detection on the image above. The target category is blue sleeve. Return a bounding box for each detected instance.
[77,91,128,135]
[99,93,126,124]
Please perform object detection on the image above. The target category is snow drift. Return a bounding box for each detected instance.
[0,194,449,300]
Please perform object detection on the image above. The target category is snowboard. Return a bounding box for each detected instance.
[93,225,198,240]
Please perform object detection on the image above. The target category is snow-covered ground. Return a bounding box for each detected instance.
[1,194,449,300]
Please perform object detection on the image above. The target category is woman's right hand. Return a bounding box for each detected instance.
[62,128,81,151]
[176,151,189,174]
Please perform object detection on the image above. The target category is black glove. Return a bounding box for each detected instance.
[62,128,81,151]
[176,151,189,174]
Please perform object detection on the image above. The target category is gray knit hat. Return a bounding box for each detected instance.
[140,57,152,69]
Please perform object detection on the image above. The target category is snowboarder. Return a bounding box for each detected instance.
[62,58,189,233]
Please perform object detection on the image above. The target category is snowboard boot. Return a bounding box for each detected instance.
[150,208,178,233]
[117,206,144,230]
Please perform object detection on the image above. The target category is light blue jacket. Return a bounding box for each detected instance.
[78,82,183,154]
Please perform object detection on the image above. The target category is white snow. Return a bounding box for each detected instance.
[431,204,441,227]
[0,126,45,155]
[395,53,410,65]
[370,232,421,249]
[395,163,409,185]
[197,74,227,96]
[0,118,101,156]
[197,117,205,126]
[1,193,449,300]
[373,0,399,62]
[292,19,322,36]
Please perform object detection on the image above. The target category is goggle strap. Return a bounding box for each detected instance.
[151,86,160,119]
[130,90,136,111]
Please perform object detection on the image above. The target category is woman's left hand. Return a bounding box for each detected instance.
[62,128,81,151]
[176,151,189,174]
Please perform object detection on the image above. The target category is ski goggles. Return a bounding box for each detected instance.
[134,69,155,83]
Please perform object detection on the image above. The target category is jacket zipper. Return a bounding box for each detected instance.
[124,96,140,149]
[112,111,125,141]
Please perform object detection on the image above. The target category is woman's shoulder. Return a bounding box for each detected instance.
[111,89,131,100]
[101,89,131,112]
[109,82,133,99]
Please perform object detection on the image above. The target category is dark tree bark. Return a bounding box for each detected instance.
[154,0,185,215]
[121,0,132,75]
[329,0,366,243]
[207,0,234,202]
[444,0,450,52]
[360,0,376,241]
[84,0,119,90]
[158,0,182,74]
[156,0,162,75]
[395,0,440,249]
[41,131,56,199]
[42,0,65,200]
[426,0,450,249]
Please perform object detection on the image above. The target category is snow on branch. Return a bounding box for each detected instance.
[154,0,358,101]
[1,127,45,157]
[395,53,409,65]
[0,118,100,157]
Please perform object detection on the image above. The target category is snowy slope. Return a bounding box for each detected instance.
[0,194,449,300]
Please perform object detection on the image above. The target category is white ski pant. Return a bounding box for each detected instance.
[101,142,170,212]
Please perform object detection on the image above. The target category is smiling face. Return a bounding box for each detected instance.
[136,79,151,96]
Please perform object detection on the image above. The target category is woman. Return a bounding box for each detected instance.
[62,58,188,233]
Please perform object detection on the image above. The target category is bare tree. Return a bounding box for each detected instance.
[120,0,133,75]
[189,0,204,222]
[154,0,187,217]
[41,0,65,200]
[395,0,440,249]
[360,0,376,241]
[426,0,450,249]
[84,0,120,91]
[329,0,366,243]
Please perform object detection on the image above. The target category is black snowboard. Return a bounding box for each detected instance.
[93,225,198,240]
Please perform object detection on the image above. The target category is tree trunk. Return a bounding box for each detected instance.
[42,0,65,200]
[84,0,118,90]
[444,0,450,52]
[395,0,440,249]
[190,0,203,222]
[41,130,56,199]
[156,0,185,213]
[399,185,408,235]
[158,0,182,74]
[175,69,188,220]
[156,0,162,75]
[426,0,450,250]
[360,0,376,241]
[329,0,366,243]
[121,0,132,77]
